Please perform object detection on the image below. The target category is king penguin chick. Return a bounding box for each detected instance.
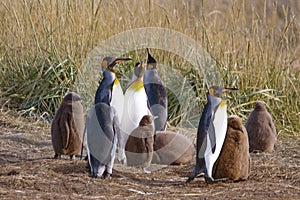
[152,131,195,165]
[144,48,168,131]
[245,101,277,153]
[86,102,121,179]
[51,92,84,159]
[94,56,132,122]
[213,115,251,181]
[125,115,154,173]
[119,62,152,164]
[187,86,238,184]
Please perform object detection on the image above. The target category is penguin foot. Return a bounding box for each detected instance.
[141,167,151,174]
[86,162,90,171]
[120,158,126,165]
[91,172,98,178]
[205,176,228,184]
[186,176,194,183]
[186,174,204,183]
[186,166,204,183]
[204,176,215,184]
[102,171,111,180]
[91,175,98,178]
[54,154,61,159]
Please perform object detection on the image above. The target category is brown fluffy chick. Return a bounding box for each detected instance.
[152,131,195,165]
[125,115,154,173]
[213,115,251,181]
[245,101,277,153]
[51,92,85,159]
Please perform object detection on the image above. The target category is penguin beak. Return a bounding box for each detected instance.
[115,57,132,63]
[108,58,132,68]
[223,87,239,92]
[146,48,151,56]
[146,48,156,64]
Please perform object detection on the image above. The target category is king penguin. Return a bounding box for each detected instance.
[86,102,121,179]
[51,92,85,159]
[125,115,155,173]
[144,48,168,131]
[187,86,238,184]
[94,56,132,122]
[245,101,277,153]
[213,115,251,181]
[119,62,152,164]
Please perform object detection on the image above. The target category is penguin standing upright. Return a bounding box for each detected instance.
[187,86,238,184]
[245,101,277,152]
[86,103,120,179]
[51,92,84,159]
[85,56,131,179]
[144,48,168,131]
[119,62,151,164]
[94,57,132,122]
[125,115,155,172]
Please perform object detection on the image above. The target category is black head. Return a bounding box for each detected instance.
[146,48,157,70]
[134,61,145,78]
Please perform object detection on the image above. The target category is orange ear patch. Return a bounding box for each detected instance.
[208,88,214,96]
[102,60,108,69]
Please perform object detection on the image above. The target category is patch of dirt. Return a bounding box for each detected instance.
[0,110,299,199]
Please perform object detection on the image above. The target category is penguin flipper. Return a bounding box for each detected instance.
[61,113,71,150]
[94,80,113,105]
[208,118,216,154]
[112,109,121,146]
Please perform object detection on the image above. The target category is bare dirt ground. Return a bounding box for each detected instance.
[0,110,299,199]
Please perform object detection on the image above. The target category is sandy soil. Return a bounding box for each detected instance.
[0,110,299,199]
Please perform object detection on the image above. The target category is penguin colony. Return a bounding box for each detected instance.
[51,48,277,183]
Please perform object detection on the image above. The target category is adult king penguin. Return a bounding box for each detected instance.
[119,62,152,164]
[94,56,132,122]
[187,86,238,184]
[86,102,120,179]
[144,48,168,131]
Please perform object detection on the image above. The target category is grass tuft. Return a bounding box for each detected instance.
[0,0,299,135]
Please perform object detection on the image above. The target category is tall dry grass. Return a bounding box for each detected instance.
[0,0,299,135]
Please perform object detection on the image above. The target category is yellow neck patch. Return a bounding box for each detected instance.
[129,78,144,91]
[219,100,227,108]
[114,77,120,85]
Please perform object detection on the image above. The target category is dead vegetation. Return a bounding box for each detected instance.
[0,110,299,199]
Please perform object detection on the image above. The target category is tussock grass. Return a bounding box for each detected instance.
[0,0,299,135]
